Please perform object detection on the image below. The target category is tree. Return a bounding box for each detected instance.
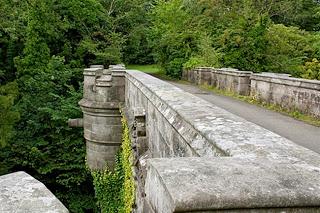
[0,82,19,148]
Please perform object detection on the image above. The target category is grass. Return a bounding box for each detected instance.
[126,64,162,74]
[126,64,175,80]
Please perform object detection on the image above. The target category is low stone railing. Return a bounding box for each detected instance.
[0,172,68,212]
[183,68,320,118]
[77,65,320,212]
[251,73,320,118]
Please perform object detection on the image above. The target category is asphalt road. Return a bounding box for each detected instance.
[167,81,320,154]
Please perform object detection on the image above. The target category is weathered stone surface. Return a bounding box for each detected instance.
[79,65,125,170]
[126,70,320,165]
[67,118,83,127]
[86,141,121,169]
[78,66,320,212]
[126,70,226,158]
[251,73,320,118]
[90,65,104,69]
[212,68,253,95]
[0,171,68,213]
[145,158,320,213]
[186,67,320,117]
[185,67,252,95]
[125,69,320,212]
[83,67,103,101]
[196,67,212,85]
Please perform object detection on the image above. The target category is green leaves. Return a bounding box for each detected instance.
[264,24,314,75]
[0,81,19,147]
[149,0,320,78]
[1,0,320,212]
[1,0,149,211]
[302,58,320,80]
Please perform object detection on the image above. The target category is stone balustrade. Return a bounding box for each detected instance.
[183,68,320,117]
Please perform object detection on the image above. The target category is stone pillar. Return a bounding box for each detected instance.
[197,67,212,85]
[79,65,125,170]
[182,69,188,81]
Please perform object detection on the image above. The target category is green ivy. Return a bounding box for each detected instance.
[91,114,135,213]
[120,115,135,213]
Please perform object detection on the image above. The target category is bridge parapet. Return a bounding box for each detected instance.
[183,67,320,117]
[125,69,320,212]
[251,73,320,118]
[78,66,320,212]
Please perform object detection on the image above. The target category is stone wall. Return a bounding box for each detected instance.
[251,73,320,118]
[183,68,320,117]
[124,69,320,212]
[213,68,252,95]
[183,68,252,95]
[79,66,320,212]
[125,70,226,158]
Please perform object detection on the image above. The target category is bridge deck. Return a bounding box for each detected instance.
[167,80,320,154]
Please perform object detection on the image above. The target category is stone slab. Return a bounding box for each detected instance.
[0,171,68,213]
[146,157,320,212]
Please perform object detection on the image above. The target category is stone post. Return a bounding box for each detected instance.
[182,69,188,81]
[197,67,212,85]
[79,64,125,170]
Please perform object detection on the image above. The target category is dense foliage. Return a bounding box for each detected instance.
[0,0,319,212]
[149,0,320,78]
[0,81,19,148]
[92,115,134,213]
[0,0,145,211]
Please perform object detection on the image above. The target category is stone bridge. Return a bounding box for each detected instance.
[76,65,320,212]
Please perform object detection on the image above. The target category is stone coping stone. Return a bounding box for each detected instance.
[109,64,125,69]
[110,64,126,76]
[126,70,320,166]
[146,157,320,212]
[194,67,213,72]
[261,72,291,77]
[83,67,104,77]
[90,65,104,69]
[251,73,320,91]
[96,74,113,87]
[0,171,68,213]
[213,68,253,76]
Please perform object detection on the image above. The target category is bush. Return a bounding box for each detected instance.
[301,58,320,80]
[264,24,314,76]
[165,58,186,78]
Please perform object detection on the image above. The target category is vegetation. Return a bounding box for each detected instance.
[0,0,319,212]
[126,64,174,80]
[0,0,147,211]
[91,115,134,213]
[127,64,162,74]
[0,81,19,148]
[149,0,320,78]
